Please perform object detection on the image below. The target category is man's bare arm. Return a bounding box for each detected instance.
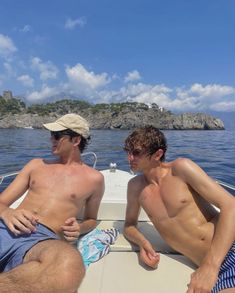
[174,158,235,292]
[124,179,144,244]
[176,158,235,265]
[124,178,159,268]
[78,172,105,235]
[0,159,41,234]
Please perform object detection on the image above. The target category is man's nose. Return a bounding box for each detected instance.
[50,136,56,143]
[127,153,134,161]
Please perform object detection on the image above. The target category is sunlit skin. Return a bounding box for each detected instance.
[0,134,104,238]
[124,149,235,293]
[0,132,104,293]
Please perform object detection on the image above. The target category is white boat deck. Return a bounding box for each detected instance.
[79,251,194,293]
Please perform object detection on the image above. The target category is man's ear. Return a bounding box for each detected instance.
[72,136,81,147]
[153,149,164,161]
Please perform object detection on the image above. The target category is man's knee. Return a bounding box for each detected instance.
[50,242,85,290]
[59,243,85,288]
[25,240,85,291]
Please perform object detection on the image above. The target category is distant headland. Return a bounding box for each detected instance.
[0,90,224,130]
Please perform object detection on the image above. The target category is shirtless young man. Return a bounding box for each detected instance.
[123,126,235,293]
[0,113,104,293]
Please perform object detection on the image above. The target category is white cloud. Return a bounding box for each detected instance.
[17,75,34,87]
[124,70,141,83]
[65,63,110,91]
[210,101,235,112]
[189,83,235,98]
[99,83,173,106]
[65,17,86,29]
[19,25,32,33]
[95,81,235,112]
[106,83,172,107]
[3,62,14,76]
[31,57,59,81]
[27,85,58,101]
[173,83,235,111]
[0,34,17,58]
[0,63,13,84]
[63,63,111,102]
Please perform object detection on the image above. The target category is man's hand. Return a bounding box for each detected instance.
[61,217,80,243]
[1,208,38,236]
[139,241,160,269]
[186,264,219,293]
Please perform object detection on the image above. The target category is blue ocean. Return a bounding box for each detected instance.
[0,129,234,194]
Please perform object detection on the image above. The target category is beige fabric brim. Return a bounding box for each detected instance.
[43,122,68,132]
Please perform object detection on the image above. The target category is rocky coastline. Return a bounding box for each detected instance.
[0,107,225,130]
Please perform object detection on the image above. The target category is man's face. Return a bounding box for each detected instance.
[50,131,73,155]
[126,147,150,172]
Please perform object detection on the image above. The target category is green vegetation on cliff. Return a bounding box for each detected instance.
[26,99,92,116]
[0,96,26,115]
[0,97,164,116]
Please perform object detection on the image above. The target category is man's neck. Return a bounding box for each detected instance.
[143,163,167,185]
[58,150,82,165]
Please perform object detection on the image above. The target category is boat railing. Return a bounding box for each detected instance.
[215,180,235,192]
[0,172,20,185]
[0,151,98,186]
[81,151,97,169]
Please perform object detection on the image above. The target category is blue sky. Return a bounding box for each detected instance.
[0,0,235,113]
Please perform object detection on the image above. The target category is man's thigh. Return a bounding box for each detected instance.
[23,239,82,266]
[0,239,85,293]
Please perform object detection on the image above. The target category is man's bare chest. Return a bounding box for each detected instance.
[139,177,193,220]
[29,166,92,201]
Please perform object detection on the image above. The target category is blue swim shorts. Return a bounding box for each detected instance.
[211,242,235,293]
[0,219,60,272]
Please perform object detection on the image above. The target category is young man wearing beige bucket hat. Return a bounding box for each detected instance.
[0,113,104,293]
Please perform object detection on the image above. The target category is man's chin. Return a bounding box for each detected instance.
[130,165,139,172]
[51,148,58,155]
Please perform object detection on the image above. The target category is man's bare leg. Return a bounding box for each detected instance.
[220,289,235,292]
[0,239,85,293]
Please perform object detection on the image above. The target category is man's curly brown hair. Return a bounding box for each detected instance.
[124,125,167,161]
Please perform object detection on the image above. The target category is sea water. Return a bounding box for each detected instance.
[0,129,234,194]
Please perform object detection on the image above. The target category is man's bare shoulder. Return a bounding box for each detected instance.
[81,165,104,198]
[128,174,146,191]
[22,158,45,172]
[171,157,196,174]
[170,157,208,185]
[82,164,104,184]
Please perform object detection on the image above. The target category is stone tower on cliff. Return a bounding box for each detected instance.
[3,90,13,100]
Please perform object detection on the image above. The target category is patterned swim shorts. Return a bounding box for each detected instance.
[211,242,235,293]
